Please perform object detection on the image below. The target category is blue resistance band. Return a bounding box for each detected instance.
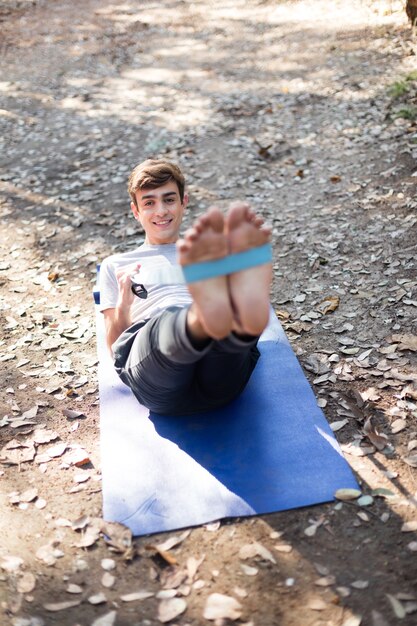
[183,243,272,284]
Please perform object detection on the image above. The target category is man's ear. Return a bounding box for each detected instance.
[182,192,189,209]
[131,201,141,223]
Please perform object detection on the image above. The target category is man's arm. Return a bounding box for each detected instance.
[103,263,140,352]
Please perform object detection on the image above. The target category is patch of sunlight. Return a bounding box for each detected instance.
[348,453,417,512]
[157,40,208,57]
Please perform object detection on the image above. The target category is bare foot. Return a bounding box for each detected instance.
[226,203,272,336]
[177,207,233,340]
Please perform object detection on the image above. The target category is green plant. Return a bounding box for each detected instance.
[388,72,417,98]
[392,106,417,120]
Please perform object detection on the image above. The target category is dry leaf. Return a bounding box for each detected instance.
[45,442,67,458]
[120,591,154,602]
[156,530,191,553]
[363,417,388,451]
[315,575,336,587]
[32,429,59,444]
[274,544,293,553]
[330,419,348,432]
[352,580,369,589]
[239,542,276,563]
[308,597,327,611]
[1,440,36,465]
[158,597,187,623]
[404,454,417,467]
[317,295,340,314]
[65,447,91,466]
[36,543,63,566]
[102,572,116,588]
[186,555,205,582]
[335,488,362,501]
[391,334,417,352]
[16,571,36,593]
[401,521,417,532]
[67,583,83,594]
[386,594,406,618]
[88,592,107,605]
[203,593,242,621]
[62,408,85,420]
[240,564,258,576]
[43,600,82,611]
[20,488,38,503]
[100,520,133,556]
[391,419,407,434]
[0,556,24,572]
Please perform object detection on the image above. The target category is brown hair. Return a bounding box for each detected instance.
[128,159,186,207]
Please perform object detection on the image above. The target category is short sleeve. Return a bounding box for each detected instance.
[98,257,119,313]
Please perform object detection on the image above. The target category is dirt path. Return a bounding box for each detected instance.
[1,0,416,624]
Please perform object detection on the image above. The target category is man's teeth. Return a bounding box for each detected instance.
[155,220,170,225]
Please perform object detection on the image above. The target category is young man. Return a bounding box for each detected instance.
[99,159,272,415]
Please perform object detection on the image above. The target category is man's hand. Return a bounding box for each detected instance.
[115,262,141,308]
[103,262,141,353]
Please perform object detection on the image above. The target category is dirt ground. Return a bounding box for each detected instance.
[0,0,417,624]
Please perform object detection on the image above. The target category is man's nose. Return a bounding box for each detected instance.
[154,202,168,216]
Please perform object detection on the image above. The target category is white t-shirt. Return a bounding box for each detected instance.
[99,243,192,323]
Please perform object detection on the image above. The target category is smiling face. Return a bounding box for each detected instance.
[131,181,188,245]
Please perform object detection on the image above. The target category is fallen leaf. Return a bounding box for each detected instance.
[36,543,63,566]
[186,555,205,582]
[317,295,340,314]
[20,488,38,503]
[101,520,133,557]
[89,592,107,605]
[351,580,369,589]
[363,417,388,451]
[335,488,362,501]
[16,571,36,593]
[102,572,116,588]
[330,419,349,432]
[67,584,83,594]
[158,597,187,623]
[404,454,417,468]
[43,600,82,611]
[343,616,362,626]
[308,597,327,610]
[32,429,59,444]
[64,447,91,466]
[391,419,407,434]
[391,334,417,352]
[239,542,276,563]
[401,521,417,532]
[386,594,406,618]
[120,591,154,602]
[357,495,374,507]
[203,593,242,621]
[0,440,36,465]
[156,530,191,552]
[62,408,85,420]
[274,544,293,553]
[315,576,336,587]
[0,556,24,572]
[90,610,117,626]
[240,564,258,576]
[45,442,67,458]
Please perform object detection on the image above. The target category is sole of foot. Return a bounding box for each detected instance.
[177,207,233,340]
[226,203,272,336]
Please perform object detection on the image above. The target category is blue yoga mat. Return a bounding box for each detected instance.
[96,295,358,536]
